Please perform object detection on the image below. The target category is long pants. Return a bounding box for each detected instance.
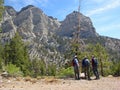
[74,65,80,80]
[93,67,99,79]
[83,66,90,80]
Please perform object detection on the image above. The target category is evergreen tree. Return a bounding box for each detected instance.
[0,0,4,21]
[4,43,11,65]
[86,43,111,76]
[0,0,4,70]
[0,0,4,32]
[7,32,31,76]
[64,42,81,68]
[0,43,4,70]
[31,58,46,77]
[111,60,120,76]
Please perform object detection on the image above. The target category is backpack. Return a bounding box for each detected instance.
[82,58,86,67]
[72,58,79,66]
[72,59,75,66]
[93,58,98,66]
[85,59,90,66]
[82,58,90,67]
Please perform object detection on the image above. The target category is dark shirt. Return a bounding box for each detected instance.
[92,58,97,67]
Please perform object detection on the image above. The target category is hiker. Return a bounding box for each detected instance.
[82,56,91,80]
[91,55,100,79]
[72,55,80,80]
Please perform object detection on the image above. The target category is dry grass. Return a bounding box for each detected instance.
[44,76,60,84]
[15,77,23,81]
[24,76,38,84]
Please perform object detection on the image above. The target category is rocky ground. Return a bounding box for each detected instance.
[0,75,120,90]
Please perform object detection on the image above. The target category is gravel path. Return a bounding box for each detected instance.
[0,76,120,90]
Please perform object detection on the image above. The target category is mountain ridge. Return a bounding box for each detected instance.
[0,5,120,65]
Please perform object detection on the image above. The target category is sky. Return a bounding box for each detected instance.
[5,0,120,39]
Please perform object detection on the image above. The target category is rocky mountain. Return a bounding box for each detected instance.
[0,5,68,66]
[0,5,120,66]
[57,11,99,38]
[57,11,120,60]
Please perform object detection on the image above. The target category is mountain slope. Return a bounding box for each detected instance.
[57,11,98,38]
[0,5,67,66]
[0,5,120,65]
[57,11,120,60]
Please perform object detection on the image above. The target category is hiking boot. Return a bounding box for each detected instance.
[88,78,91,80]
[95,77,99,80]
[78,77,80,80]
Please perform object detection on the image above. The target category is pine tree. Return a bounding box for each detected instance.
[0,43,4,70]
[7,32,31,76]
[31,58,46,77]
[86,43,111,76]
[0,0,4,69]
[94,43,111,76]
[0,0,4,20]
[0,0,4,32]
[4,43,11,65]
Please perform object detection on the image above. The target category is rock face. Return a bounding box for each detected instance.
[0,5,120,65]
[0,5,65,66]
[57,11,99,38]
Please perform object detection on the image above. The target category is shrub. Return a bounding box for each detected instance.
[5,63,23,77]
[57,67,74,78]
[0,58,3,70]
[31,59,46,77]
[111,61,120,76]
[47,64,56,76]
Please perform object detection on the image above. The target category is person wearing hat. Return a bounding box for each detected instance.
[91,55,100,79]
[82,56,91,80]
[72,55,80,80]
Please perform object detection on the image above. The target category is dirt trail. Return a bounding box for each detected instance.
[0,76,120,90]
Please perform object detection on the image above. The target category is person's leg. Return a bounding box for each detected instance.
[77,66,80,80]
[77,72,80,80]
[75,73,77,80]
[93,68,97,78]
[96,68,100,79]
[74,66,79,80]
[93,68,95,76]
[94,68,99,79]
[82,67,86,79]
[74,67,77,79]
[85,67,87,79]
[87,66,91,80]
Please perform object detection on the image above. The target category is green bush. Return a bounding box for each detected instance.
[31,59,46,77]
[111,61,120,76]
[103,68,112,76]
[47,64,56,76]
[57,67,74,78]
[0,58,3,70]
[5,63,23,77]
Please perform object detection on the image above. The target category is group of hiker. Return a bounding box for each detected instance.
[72,55,100,80]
